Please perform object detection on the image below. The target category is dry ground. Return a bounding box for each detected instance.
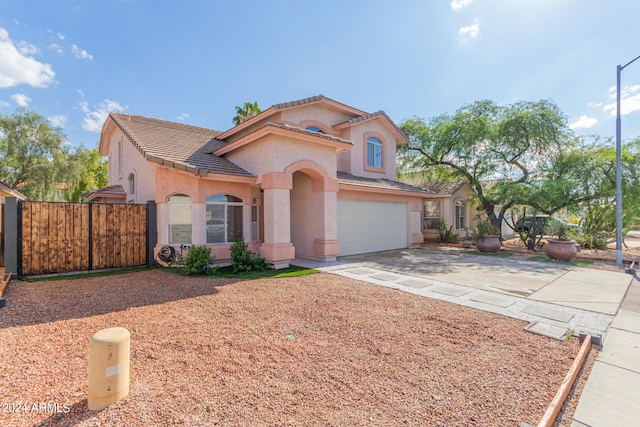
[0,270,581,426]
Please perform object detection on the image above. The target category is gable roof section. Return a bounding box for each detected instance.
[214,121,353,156]
[106,114,254,178]
[0,180,27,200]
[333,110,409,146]
[337,172,433,195]
[216,94,367,140]
[401,175,469,195]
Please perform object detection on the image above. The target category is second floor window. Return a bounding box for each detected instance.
[367,137,383,168]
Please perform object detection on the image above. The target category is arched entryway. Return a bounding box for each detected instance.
[260,160,341,267]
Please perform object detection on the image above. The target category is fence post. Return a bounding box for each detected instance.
[4,197,19,277]
[146,201,157,266]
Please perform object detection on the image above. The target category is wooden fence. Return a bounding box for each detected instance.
[18,201,151,275]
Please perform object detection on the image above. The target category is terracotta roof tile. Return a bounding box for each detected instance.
[337,172,433,194]
[335,110,408,143]
[109,114,254,177]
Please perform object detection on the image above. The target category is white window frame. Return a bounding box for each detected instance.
[366,137,383,168]
[251,197,259,241]
[422,200,442,230]
[455,200,465,230]
[206,194,244,244]
[168,194,192,244]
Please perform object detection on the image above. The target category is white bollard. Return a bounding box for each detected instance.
[87,327,130,410]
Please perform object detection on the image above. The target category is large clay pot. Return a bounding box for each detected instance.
[544,239,578,261]
[476,235,501,253]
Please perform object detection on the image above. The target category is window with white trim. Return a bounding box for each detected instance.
[251,197,259,241]
[455,201,465,230]
[366,137,383,168]
[128,173,135,195]
[206,194,244,243]
[422,200,442,230]
[168,194,192,244]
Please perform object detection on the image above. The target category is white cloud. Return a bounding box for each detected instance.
[18,41,39,55]
[81,99,125,132]
[458,18,480,42]
[0,100,9,107]
[587,101,603,108]
[71,44,93,61]
[11,93,32,107]
[176,113,190,121]
[0,27,55,88]
[48,114,67,127]
[603,85,640,116]
[569,115,598,130]
[48,43,63,54]
[57,32,65,40]
[451,0,473,10]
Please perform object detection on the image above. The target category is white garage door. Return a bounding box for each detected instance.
[337,200,407,256]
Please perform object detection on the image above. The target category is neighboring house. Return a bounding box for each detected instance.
[401,177,475,241]
[97,95,428,268]
[0,181,27,268]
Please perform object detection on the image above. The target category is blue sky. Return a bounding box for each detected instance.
[1,0,640,150]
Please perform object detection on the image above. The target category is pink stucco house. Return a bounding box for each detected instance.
[95,95,434,268]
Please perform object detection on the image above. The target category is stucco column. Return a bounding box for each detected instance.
[312,189,341,260]
[260,188,295,269]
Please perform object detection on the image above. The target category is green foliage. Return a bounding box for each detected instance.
[62,146,108,202]
[178,246,217,276]
[232,101,261,125]
[434,219,459,243]
[475,218,500,237]
[572,230,610,250]
[0,108,107,202]
[400,99,571,232]
[230,238,267,273]
[0,108,70,200]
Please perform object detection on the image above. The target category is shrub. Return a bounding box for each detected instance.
[230,238,267,273]
[181,246,217,276]
[572,230,610,250]
[435,219,459,243]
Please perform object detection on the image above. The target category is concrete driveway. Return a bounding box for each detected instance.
[336,246,632,316]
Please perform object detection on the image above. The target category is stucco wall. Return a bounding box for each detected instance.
[340,121,398,180]
[226,134,337,181]
[107,128,156,203]
[280,104,355,130]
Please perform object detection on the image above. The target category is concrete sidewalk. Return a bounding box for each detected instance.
[294,247,639,426]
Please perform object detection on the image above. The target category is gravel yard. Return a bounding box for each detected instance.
[1,269,580,426]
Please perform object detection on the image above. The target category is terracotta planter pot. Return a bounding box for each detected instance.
[476,235,501,253]
[544,239,578,261]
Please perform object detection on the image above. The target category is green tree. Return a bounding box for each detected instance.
[232,101,261,125]
[399,99,571,232]
[0,108,70,200]
[62,146,108,202]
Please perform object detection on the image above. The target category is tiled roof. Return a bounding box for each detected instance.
[109,114,254,177]
[271,94,367,115]
[335,110,408,143]
[405,177,467,195]
[86,185,126,202]
[337,172,433,194]
[263,121,353,145]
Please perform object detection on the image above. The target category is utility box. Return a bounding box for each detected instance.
[88,327,130,410]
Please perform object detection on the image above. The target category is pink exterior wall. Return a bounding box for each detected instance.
[106,127,156,203]
[154,167,260,261]
[342,121,398,180]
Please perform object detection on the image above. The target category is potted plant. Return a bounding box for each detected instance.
[475,220,501,253]
[544,223,578,261]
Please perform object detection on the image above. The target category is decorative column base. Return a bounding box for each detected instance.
[260,243,295,269]
[312,239,342,262]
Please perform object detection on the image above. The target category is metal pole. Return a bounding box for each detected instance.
[616,65,623,266]
[616,54,640,267]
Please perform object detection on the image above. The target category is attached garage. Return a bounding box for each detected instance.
[337,199,408,256]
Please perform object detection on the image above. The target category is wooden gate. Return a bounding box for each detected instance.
[20,202,148,275]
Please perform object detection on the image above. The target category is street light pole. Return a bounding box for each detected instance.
[616,54,640,267]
